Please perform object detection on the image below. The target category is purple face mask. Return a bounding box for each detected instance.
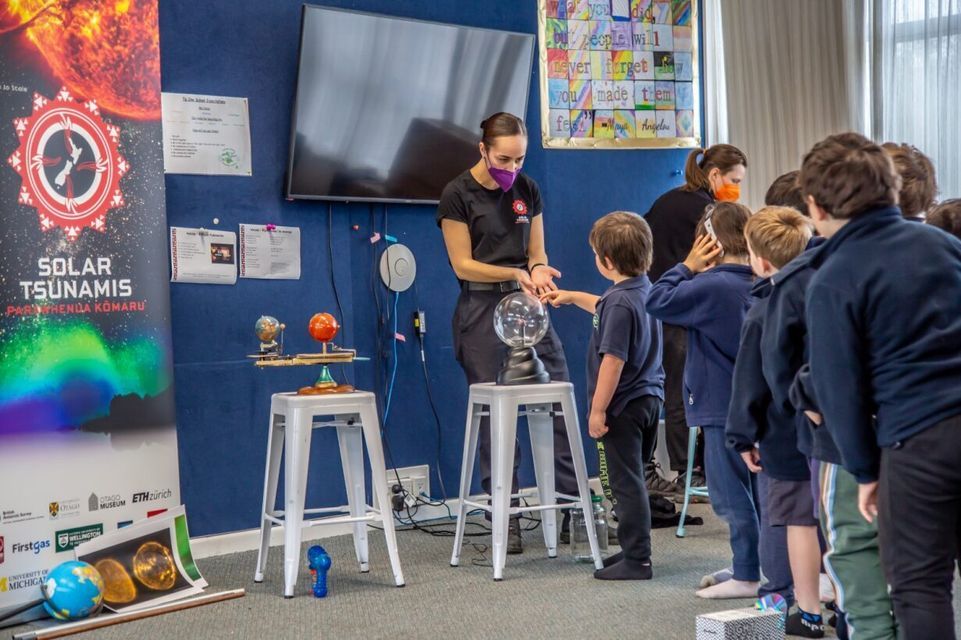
[484,152,519,192]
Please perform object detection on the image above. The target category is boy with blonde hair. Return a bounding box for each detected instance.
[727,207,823,637]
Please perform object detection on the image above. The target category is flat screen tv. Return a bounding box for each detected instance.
[286,6,535,204]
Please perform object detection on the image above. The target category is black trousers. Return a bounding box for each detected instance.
[601,395,662,563]
[878,413,961,640]
[662,323,702,471]
[452,289,578,504]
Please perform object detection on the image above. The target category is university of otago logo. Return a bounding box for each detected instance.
[7,88,128,240]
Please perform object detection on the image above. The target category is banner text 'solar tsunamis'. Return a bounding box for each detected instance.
[19,257,133,300]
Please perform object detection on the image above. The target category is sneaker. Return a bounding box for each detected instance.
[645,462,681,498]
[507,518,523,555]
[785,610,825,638]
[672,469,710,504]
[833,610,849,640]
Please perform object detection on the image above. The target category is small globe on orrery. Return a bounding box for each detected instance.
[41,560,105,621]
[493,292,549,348]
[255,315,282,342]
[308,312,339,343]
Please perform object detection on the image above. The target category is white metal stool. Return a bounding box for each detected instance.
[450,382,603,580]
[253,392,405,597]
[676,426,709,538]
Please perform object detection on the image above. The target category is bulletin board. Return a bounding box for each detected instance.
[538,0,701,149]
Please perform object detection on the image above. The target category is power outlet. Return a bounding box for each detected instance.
[376,464,430,512]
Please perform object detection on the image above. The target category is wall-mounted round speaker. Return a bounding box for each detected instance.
[379,244,416,292]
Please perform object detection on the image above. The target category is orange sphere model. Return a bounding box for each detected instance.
[308,312,339,343]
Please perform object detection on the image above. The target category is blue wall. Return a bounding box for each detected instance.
[161,0,699,536]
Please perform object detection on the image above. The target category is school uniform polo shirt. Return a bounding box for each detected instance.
[587,275,664,417]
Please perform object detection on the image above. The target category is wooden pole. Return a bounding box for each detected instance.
[13,589,245,640]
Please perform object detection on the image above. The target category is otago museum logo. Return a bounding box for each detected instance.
[7,88,128,240]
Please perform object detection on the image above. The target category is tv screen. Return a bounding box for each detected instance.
[286,6,535,204]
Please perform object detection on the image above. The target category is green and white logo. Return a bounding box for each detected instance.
[592,313,599,329]
[220,148,239,168]
[55,524,103,553]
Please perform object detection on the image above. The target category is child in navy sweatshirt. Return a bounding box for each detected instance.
[726,207,825,637]
[802,133,961,639]
[646,201,757,599]
[773,151,947,639]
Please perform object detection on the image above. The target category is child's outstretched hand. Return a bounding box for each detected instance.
[540,289,574,307]
[740,448,762,473]
[683,234,723,273]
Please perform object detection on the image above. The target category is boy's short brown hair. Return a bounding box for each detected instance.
[744,206,813,269]
[589,211,652,277]
[765,170,807,215]
[881,142,938,218]
[800,132,901,220]
[695,202,751,257]
[927,199,961,242]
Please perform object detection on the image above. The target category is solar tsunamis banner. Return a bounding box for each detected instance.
[0,0,180,615]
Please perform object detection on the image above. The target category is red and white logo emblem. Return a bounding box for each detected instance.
[512,199,528,217]
[7,88,127,240]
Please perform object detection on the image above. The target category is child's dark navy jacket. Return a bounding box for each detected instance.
[726,278,809,481]
[807,206,961,483]
[761,239,843,465]
[647,263,753,427]
[587,275,665,418]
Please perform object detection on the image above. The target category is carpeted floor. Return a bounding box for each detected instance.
[8,505,960,639]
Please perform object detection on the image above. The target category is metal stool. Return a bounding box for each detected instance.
[253,391,405,597]
[450,382,602,580]
[676,426,709,538]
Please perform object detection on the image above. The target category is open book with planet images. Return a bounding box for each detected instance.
[74,506,207,613]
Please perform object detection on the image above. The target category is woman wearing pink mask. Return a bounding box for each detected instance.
[642,145,747,504]
[437,112,578,555]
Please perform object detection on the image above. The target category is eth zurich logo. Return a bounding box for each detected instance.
[7,88,128,241]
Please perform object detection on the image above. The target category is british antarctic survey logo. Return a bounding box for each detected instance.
[7,88,128,240]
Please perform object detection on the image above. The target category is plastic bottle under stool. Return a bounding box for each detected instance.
[571,495,609,562]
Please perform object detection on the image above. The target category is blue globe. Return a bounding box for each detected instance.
[41,560,104,621]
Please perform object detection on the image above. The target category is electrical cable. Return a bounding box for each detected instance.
[370,204,410,510]
[383,291,400,424]
[416,333,449,501]
[327,203,351,385]
[412,280,449,501]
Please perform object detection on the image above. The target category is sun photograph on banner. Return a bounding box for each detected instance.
[539,0,701,149]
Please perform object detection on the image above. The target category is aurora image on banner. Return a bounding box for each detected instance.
[0,0,180,615]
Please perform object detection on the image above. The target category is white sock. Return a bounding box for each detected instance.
[696,579,761,599]
[699,566,734,588]
[819,573,836,603]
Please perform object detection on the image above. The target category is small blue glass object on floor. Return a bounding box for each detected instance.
[307,545,332,598]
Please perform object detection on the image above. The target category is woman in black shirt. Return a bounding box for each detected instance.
[437,113,577,555]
